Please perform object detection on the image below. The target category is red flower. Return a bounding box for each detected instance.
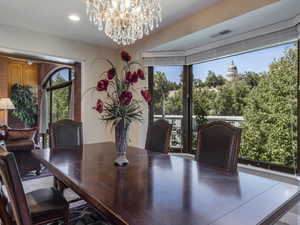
[126,71,138,84]
[93,99,104,113]
[137,69,145,80]
[119,91,133,105]
[97,79,109,91]
[107,68,116,80]
[141,90,152,103]
[121,51,131,62]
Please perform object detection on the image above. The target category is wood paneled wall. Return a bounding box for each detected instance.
[0,58,39,125]
[0,57,9,125]
[8,60,38,96]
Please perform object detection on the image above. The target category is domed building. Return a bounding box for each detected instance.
[227,61,238,80]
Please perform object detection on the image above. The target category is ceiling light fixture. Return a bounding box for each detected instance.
[68,14,81,22]
[86,0,162,45]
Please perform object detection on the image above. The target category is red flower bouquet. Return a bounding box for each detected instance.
[90,51,151,166]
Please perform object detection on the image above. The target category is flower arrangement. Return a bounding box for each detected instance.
[91,51,151,165]
[93,51,151,124]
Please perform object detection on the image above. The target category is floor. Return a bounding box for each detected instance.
[20,175,300,225]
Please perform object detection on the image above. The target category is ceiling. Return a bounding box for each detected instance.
[0,0,222,49]
[149,0,300,52]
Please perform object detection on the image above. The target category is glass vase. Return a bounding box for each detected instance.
[114,119,129,166]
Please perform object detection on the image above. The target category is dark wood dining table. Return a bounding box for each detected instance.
[32,142,300,225]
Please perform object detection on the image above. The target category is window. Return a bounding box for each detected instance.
[149,41,299,173]
[192,42,298,171]
[45,68,74,123]
[152,66,184,151]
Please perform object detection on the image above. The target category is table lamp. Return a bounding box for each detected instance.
[0,98,15,126]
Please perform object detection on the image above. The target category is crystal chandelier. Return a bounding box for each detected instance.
[86,0,162,45]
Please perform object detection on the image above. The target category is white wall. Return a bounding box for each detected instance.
[0,24,118,144]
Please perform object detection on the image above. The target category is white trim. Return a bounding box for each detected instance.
[142,51,185,58]
[143,14,300,62]
[186,19,295,56]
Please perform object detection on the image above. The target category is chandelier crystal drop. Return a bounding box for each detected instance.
[86,0,162,45]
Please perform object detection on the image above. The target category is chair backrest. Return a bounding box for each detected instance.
[49,119,83,149]
[0,149,32,225]
[196,121,241,173]
[145,119,172,154]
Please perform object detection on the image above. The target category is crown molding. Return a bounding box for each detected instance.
[142,14,300,59]
[142,50,186,58]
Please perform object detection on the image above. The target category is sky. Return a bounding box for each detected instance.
[154,42,296,84]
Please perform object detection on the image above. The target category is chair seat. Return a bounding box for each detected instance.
[26,187,68,216]
[9,187,68,224]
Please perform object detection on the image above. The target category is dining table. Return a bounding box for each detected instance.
[32,142,300,225]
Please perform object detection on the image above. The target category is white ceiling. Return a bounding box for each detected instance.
[149,0,300,52]
[0,0,222,49]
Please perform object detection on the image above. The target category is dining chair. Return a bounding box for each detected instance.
[196,121,241,173]
[145,119,172,154]
[49,119,83,149]
[0,149,69,225]
[49,119,83,195]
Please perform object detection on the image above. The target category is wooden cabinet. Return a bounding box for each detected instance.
[8,60,38,96]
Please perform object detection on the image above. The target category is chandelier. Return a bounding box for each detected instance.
[86,0,162,45]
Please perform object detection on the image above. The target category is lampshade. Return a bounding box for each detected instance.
[0,98,15,110]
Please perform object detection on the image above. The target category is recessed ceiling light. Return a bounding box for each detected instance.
[68,14,80,22]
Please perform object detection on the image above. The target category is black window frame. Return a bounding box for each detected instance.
[148,41,300,174]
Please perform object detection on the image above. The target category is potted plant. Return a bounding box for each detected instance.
[10,84,38,128]
[91,51,152,166]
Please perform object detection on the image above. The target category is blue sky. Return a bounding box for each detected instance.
[154,42,296,84]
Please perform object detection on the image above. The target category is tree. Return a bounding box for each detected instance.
[193,78,205,88]
[165,90,182,115]
[51,73,70,121]
[240,71,263,88]
[241,47,297,167]
[153,71,176,117]
[10,84,38,127]
[214,80,250,116]
[205,71,225,88]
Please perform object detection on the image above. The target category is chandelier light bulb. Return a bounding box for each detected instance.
[86,0,162,45]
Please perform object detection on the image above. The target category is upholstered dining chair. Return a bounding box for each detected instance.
[196,121,241,173]
[49,119,83,149]
[49,119,83,195]
[0,149,69,225]
[145,119,172,154]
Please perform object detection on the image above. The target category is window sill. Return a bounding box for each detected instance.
[170,153,299,185]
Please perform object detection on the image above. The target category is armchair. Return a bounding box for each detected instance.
[2,126,41,177]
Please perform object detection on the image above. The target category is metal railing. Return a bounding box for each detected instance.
[154,115,244,150]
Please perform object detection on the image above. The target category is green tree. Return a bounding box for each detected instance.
[153,71,177,117]
[193,78,205,88]
[11,84,37,127]
[205,71,225,88]
[214,80,250,116]
[240,71,263,88]
[165,90,182,115]
[241,47,297,167]
[51,73,70,122]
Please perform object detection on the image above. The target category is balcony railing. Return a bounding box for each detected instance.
[154,115,244,150]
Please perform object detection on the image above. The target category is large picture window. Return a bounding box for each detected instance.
[149,41,299,173]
